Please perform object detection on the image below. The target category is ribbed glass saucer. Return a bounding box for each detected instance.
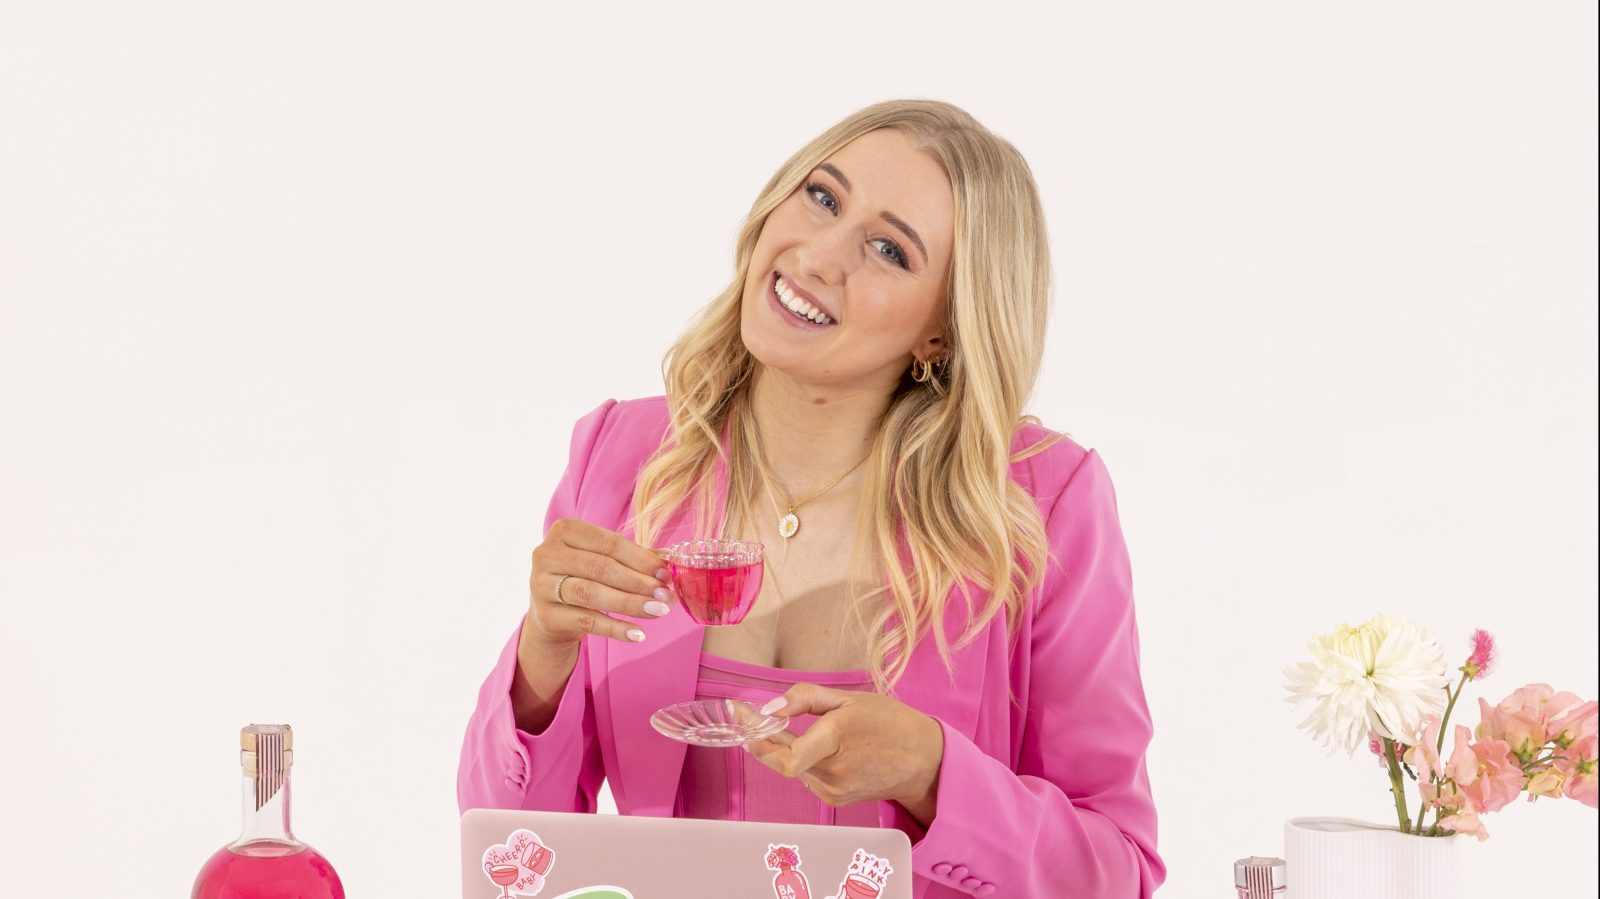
[649,699,789,747]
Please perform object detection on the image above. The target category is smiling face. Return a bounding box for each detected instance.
[740,128,956,392]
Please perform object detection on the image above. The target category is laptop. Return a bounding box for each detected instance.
[461,808,913,899]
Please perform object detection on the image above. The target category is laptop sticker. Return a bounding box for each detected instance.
[482,828,557,897]
[765,843,811,899]
[545,890,635,899]
[823,848,893,899]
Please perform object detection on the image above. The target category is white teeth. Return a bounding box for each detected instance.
[774,275,833,325]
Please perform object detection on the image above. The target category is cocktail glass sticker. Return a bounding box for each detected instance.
[482,829,557,898]
[826,849,892,899]
[765,843,811,899]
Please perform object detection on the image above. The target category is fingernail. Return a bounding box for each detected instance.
[627,628,646,642]
[652,587,671,603]
[655,568,669,582]
[760,698,785,716]
[644,600,670,617]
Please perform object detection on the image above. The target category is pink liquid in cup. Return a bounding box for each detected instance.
[665,540,764,627]
[842,874,883,899]
[486,863,520,899]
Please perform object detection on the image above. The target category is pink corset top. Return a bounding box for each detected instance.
[673,651,882,828]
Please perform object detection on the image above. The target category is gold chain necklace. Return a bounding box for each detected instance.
[749,418,870,540]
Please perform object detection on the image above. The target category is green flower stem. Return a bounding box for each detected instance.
[1436,671,1472,755]
[1413,671,1474,836]
[1382,737,1413,834]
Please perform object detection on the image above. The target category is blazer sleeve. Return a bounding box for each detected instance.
[456,398,618,815]
[898,449,1165,898]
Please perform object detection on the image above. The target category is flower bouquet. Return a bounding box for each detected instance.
[1279,616,1595,899]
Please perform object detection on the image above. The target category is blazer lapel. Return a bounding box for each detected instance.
[887,575,992,744]
[606,417,733,817]
[891,431,1047,747]
[876,569,996,835]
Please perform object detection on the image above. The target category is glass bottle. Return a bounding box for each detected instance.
[1234,856,1286,898]
[766,844,812,899]
[192,724,345,899]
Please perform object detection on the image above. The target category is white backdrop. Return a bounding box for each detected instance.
[2,2,1595,895]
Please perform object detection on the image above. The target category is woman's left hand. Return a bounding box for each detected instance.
[744,683,945,827]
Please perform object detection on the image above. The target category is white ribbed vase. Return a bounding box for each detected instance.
[1283,817,1467,899]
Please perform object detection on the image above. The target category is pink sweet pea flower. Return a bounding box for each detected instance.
[1429,785,1464,813]
[1442,724,1520,814]
[1439,803,1489,841]
[1525,765,1566,801]
[1505,685,1584,727]
[1476,686,1582,758]
[1558,735,1598,809]
[1569,775,1599,809]
[1452,730,1522,813]
[1547,700,1598,748]
[1463,629,1496,680]
[1403,719,1478,816]
[1403,718,1444,802]
[1444,727,1480,787]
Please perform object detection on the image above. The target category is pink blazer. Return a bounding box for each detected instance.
[458,396,1165,898]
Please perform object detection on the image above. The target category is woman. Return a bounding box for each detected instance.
[458,99,1165,898]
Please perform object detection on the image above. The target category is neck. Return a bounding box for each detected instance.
[231,766,301,850]
[746,365,889,499]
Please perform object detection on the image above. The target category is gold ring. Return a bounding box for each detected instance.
[554,574,573,605]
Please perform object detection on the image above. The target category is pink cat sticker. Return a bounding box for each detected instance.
[482,828,557,897]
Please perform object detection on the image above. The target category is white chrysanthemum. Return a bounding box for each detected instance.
[1284,614,1450,755]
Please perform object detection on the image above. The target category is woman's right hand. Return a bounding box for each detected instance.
[525,517,674,649]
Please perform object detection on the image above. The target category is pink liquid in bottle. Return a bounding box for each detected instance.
[192,724,344,899]
[192,843,344,899]
[669,557,764,626]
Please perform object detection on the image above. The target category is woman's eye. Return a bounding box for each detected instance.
[805,181,912,271]
[873,238,910,269]
[805,181,838,213]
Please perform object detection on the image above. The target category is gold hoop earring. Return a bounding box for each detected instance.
[911,355,952,385]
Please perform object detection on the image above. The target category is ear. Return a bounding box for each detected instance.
[914,333,946,362]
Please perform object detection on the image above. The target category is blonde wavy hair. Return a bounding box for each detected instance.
[630,98,1063,694]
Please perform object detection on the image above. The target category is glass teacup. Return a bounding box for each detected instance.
[659,539,765,627]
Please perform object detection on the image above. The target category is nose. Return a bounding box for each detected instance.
[791,220,861,288]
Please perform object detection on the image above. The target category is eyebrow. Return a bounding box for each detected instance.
[817,163,929,266]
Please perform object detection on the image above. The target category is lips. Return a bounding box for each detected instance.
[766,276,831,331]
[773,270,839,323]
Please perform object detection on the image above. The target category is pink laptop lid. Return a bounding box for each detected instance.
[461,808,912,899]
